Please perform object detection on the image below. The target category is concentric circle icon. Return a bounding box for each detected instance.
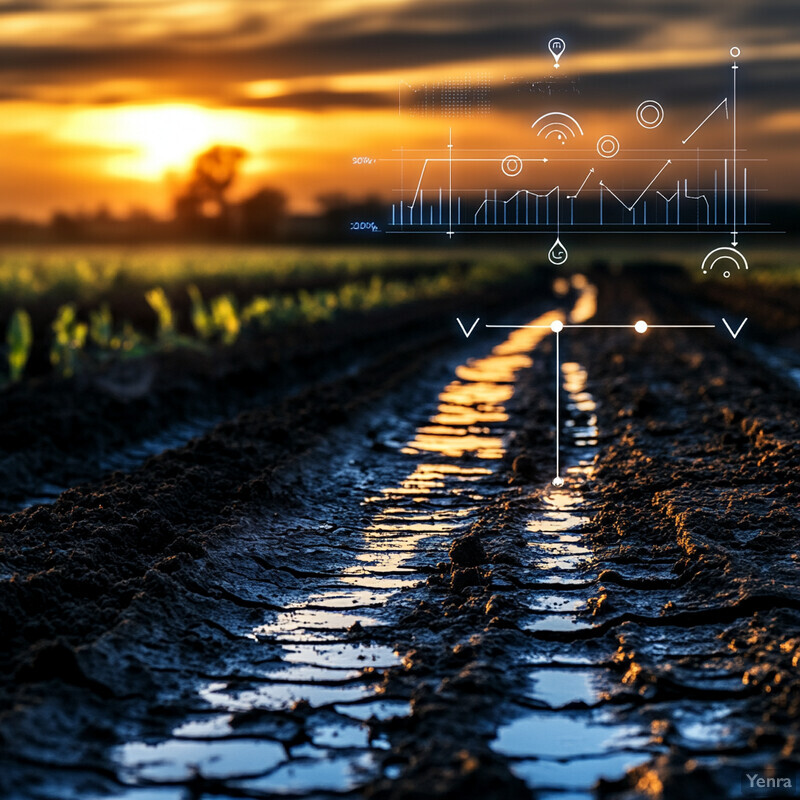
[636,100,664,129]
[501,154,523,177]
[596,135,620,159]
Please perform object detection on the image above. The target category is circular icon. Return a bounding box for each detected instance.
[636,100,664,129]
[730,46,741,58]
[501,154,523,177]
[596,134,620,159]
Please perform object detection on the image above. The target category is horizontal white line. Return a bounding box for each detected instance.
[484,323,716,330]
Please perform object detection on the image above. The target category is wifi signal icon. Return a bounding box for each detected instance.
[532,112,584,144]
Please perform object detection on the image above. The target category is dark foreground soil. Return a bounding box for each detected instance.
[570,269,800,797]
[0,270,549,512]
[0,263,798,800]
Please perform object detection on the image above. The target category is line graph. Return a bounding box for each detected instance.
[598,159,672,212]
[387,145,761,234]
[377,47,765,278]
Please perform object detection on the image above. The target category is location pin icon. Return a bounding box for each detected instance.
[548,37,566,69]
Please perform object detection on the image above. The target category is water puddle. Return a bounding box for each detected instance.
[492,356,659,795]
[116,738,287,783]
[524,668,606,707]
[748,341,800,391]
[106,293,576,796]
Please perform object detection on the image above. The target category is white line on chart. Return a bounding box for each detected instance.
[554,328,561,485]
[485,324,716,330]
[408,157,548,210]
[732,58,739,246]
[682,98,728,145]
[567,168,594,199]
[598,160,672,211]
[447,128,453,237]
[479,318,718,481]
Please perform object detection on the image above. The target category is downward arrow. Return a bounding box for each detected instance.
[721,317,747,339]
[456,317,480,338]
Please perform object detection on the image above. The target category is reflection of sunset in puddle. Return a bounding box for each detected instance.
[341,303,571,584]
[115,283,601,795]
[402,309,561,460]
[491,345,655,795]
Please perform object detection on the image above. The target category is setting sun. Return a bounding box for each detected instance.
[57,103,294,181]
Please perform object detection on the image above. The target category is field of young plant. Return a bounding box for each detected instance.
[0,246,535,383]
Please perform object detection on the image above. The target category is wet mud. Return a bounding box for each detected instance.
[0,275,544,514]
[0,266,798,799]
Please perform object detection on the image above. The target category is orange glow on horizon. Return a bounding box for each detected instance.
[56,104,296,181]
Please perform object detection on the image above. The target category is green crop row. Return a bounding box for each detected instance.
[2,256,533,383]
[0,246,520,306]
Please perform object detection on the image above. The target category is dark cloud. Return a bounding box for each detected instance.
[0,0,46,12]
[235,89,395,111]
[168,12,270,45]
[546,59,800,115]
[0,0,797,111]
[230,56,800,117]
[0,21,644,87]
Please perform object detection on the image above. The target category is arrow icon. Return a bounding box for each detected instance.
[721,317,747,339]
[456,317,480,338]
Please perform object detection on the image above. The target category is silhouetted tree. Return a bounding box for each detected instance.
[174,144,247,238]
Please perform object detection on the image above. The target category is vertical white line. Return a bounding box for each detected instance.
[555,330,560,479]
[724,158,727,223]
[733,60,737,238]
[448,128,452,234]
[400,146,404,229]
[556,186,560,237]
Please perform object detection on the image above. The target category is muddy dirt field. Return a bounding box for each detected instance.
[0,264,798,800]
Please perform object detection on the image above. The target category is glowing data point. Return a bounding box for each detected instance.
[552,476,565,487]
[548,37,566,68]
[634,320,648,334]
[550,320,564,333]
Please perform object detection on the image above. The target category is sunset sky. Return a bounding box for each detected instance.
[2,0,799,219]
